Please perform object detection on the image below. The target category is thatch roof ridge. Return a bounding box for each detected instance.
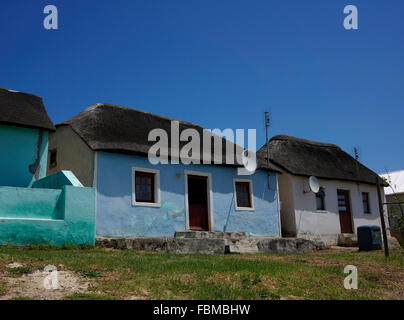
[0,87,55,131]
[258,134,385,185]
[58,103,279,172]
[270,134,340,149]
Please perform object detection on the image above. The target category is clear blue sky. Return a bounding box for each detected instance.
[1,0,403,173]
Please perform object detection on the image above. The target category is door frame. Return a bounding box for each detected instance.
[337,189,354,233]
[184,170,214,231]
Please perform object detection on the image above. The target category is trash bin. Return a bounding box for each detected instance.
[357,226,382,251]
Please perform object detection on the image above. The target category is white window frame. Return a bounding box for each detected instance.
[233,178,254,211]
[132,167,161,207]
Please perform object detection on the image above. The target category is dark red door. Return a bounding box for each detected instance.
[337,190,353,233]
[187,175,209,231]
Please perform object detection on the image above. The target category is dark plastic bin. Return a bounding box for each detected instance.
[357,226,382,251]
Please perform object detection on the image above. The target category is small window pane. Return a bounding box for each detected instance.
[235,181,252,208]
[49,149,57,167]
[316,189,325,210]
[362,192,370,214]
[135,171,155,203]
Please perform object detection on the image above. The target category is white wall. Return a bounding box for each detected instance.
[289,176,389,243]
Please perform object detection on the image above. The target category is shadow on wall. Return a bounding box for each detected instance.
[0,125,48,188]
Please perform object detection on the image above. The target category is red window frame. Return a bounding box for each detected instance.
[135,171,155,203]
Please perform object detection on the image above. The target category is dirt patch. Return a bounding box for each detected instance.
[0,263,91,300]
[7,262,23,269]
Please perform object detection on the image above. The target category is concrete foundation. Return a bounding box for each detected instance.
[97,231,327,254]
[96,237,227,254]
[257,238,326,253]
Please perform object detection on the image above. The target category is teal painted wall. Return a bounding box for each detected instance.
[0,172,96,247]
[0,124,48,187]
[0,186,62,220]
[96,152,280,237]
[32,170,83,189]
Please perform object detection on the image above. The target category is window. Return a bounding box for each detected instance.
[362,192,371,214]
[316,188,326,211]
[132,167,160,207]
[49,149,57,168]
[234,179,254,210]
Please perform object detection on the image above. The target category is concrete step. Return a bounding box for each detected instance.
[174,230,247,240]
[257,238,326,253]
[227,238,260,254]
[337,233,358,247]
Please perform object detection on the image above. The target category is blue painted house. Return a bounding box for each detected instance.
[49,103,281,238]
[0,87,95,246]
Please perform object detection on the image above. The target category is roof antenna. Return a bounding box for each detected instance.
[353,147,360,161]
[265,111,271,189]
[353,146,361,184]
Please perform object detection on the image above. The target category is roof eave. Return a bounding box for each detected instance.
[0,120,56,132]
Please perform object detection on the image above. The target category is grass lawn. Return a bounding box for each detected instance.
[0,246,402,300]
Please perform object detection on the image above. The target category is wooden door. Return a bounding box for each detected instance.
[187,175,209,231]
[337,190,353,233]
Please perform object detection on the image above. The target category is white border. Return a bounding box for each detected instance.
[132,167,161,207]
[184,170,214,231]
[233,178,255,211]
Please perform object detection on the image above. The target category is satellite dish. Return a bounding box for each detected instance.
[309,176,320,193]
[238,149,257,175]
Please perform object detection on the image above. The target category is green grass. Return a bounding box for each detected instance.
[0,281,7,296]
[9,266,33,276]
[0,247,402,300]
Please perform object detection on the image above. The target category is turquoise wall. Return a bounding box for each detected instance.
[32,170,84,189]
[0,172,96,247]
[0,124,48,187]
[96,152,280,237]
[0,186,62,220]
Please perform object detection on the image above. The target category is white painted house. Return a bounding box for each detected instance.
[258,135,389,246]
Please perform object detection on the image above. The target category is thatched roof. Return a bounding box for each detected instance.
[58,103,279,171]
[258,134,385,185]
[0,87,55,131]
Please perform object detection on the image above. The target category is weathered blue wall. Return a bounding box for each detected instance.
[96,151,280,237]
[0,124,48,187]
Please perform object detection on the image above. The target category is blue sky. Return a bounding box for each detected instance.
[1,0,403,173]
